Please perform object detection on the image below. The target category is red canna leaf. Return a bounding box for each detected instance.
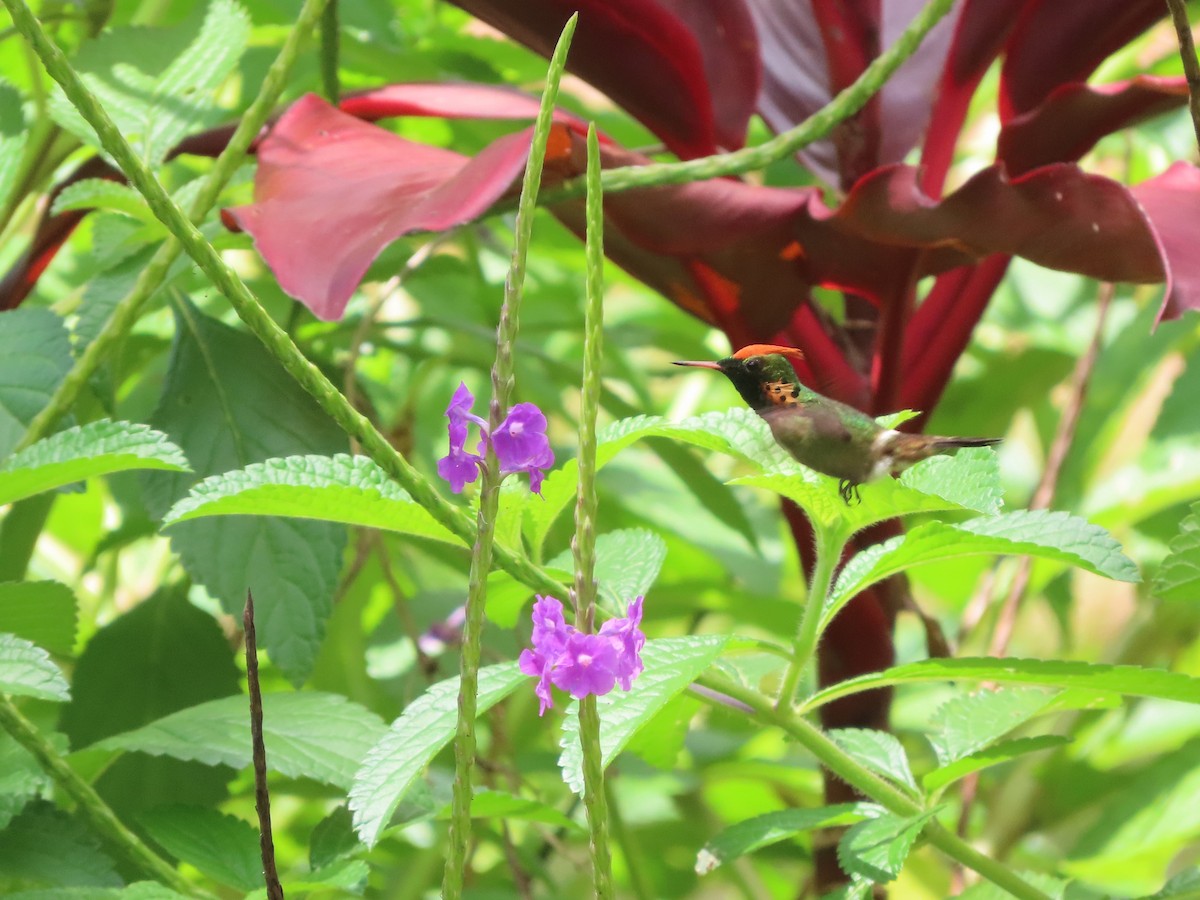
[447,0,759,158]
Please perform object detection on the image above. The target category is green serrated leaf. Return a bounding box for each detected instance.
[837,807,938,883]
[0,730,55,829]
[47,0,251,167]
[0,581,77,657]
[828,728,918,792]
[0,633,69,701]
[0,802,121,888]
[50,179,155,222]
[922,735,1071,793]
[350,663,526,847]
[1154,503,1200,602]
[803,658,1200,713]
[548,528,667,611]
[827,510,1139,626]
[94,691,386,790]
[138,806,260,891]
[163,453,455,543]
[0,420,189,506]
[558,635,729,795]
[928,687,1059,765]
[695,803,870,874]
[0,309,72,460]
[144,303,347,685]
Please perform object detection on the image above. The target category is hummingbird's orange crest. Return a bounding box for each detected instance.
[731,344,805,362]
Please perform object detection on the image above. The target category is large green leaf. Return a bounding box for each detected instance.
[349,662,526,847]
[138,806,261,892]
[828,728,918,793]
[0,420,189,506]
[922,735,1071,793]
[558,635,729,794]
[1153,503,1200,602]
[47,0,251,167]
[827,510,1139,626]
[0,309,72,460]
[0,581,76,657]
[0,633,69,701]
[803,658,1200,712]
[94,691,386,790]
[143,303,347,685]
[0,803,120,889]
[837,808,939,883]
[695,804,869,874]
[60,587,239,819]
[163,453,456,543]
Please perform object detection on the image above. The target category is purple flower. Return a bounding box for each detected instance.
[520,594,646,715]
[436,385,553,494]
[491,403,555,495]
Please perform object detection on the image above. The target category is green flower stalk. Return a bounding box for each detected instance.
[441,16,578,900]
[571,123,615,898]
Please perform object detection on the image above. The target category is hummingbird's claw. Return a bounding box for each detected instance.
[838,479,862,505]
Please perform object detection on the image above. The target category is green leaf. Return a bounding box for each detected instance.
[47,0,251,167]
[0,85,25,212]
[485,565,573,629]
[0,581,77,657]
[922,735,1071,793]
[143,303,347,685]
[548,527,667,610]
[828,728,918,792]
[0,730,55,829]
[163,453,455,542]
[827,510,1139,625]
[928,687,1059,765]
[50,179,156,223]
[60,587,239,819]
[837,807,939,883]
[803,658,1200,713]
[0,803,120,888]
[350,662,526,847]
[3,884,190,899]
[138,806,260,891]
[695,804,869,874]
[435,789,583,832]
[94,691,386,790]
[1153,503,1200,602]
[0,308,72,460]
[625,693,701,770]
[731,446,1003,537]
[0,420,189,506]
[0,633,69,701]
[558,635,729,794]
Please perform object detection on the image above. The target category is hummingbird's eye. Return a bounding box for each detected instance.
[746,358,762,372]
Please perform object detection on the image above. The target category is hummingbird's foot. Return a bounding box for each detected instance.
[837,479,862,505]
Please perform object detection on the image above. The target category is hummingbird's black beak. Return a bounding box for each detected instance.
[672,360,722,370]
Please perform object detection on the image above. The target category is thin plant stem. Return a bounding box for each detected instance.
[244,592,284,900]
[13,0,332,454]
[0,696,204,897]
[3,0,571,603]
[571,123,615,899]
[695,673,1054,900]
[1166,0,1200,152]
[319,0,340,104]
[442,16,578,899]
[536,0,956,206]
[776,527,845,710]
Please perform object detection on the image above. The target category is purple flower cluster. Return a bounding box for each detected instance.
[436,383,554,494]
[518,595,646,715]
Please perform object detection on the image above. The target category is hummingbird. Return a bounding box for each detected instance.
[674,344,1000,503]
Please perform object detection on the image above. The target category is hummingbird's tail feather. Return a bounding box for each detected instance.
[929,436,1002,450]
[881,433,1000,469]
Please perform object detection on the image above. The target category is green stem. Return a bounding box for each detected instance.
[0,696,205,897]
[442,16,578,899]
[537,0,957,205]
[695,674,1053,900]
[4,0,570,604]
[319,0,339,104]
[776,527,844,710]
[570,123,614,899]
[12,0,332,454]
